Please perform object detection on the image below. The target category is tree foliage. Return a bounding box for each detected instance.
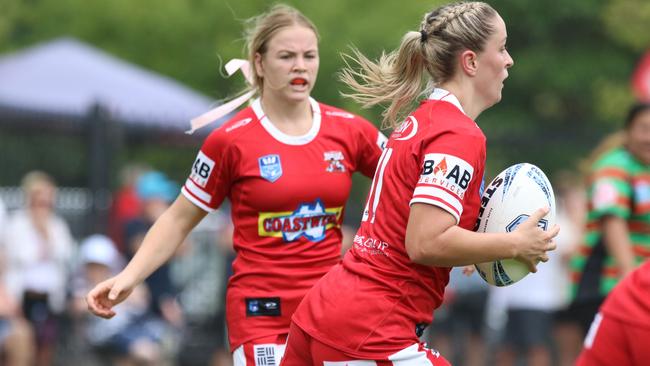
[0,0,648,183]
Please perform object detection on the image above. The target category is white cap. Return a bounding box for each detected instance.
[79,234,122,269]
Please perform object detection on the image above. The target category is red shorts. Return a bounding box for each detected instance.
[281,322,450,366]
[232,333,288,366]
[577,312,650,365]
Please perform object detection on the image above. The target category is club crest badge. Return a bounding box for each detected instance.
[258,154,283,182]
[324,151,346,173]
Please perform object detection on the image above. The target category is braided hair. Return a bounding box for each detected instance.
[340,2,497,128]
[419,2,496,84]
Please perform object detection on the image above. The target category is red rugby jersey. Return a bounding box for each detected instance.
[181,97,385,349]
[293,89,486,358]
[601,260,650,329]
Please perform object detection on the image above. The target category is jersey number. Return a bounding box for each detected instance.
[362,148,393,223]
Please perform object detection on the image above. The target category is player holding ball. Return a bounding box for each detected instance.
[280,2,558,365]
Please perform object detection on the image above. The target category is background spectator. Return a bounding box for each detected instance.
[70,234,168,365]
[125,171,185,330]
[109,163,150,255]
[0,197,35,366]
[569,102,650,339]
[2,171,74,365]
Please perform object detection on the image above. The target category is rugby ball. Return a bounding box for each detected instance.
[474,163,555,286]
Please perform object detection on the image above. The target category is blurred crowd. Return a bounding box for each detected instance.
[0,163,591,366]
[1,103,650,366]
[0,166,233,366]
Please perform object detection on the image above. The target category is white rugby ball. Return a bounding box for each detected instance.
[474,163,555,286]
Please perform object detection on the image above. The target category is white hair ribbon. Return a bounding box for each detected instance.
[186,59,256,134]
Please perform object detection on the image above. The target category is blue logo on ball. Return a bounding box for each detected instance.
[506,214,548,232]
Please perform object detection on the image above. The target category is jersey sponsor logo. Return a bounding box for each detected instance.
[225,117,252,132]
[353,234,390,256]
[253,344,277,366]
[258,199,343,242]
[392,116,418,141]
[324,110,355,119]
[419,153,474,199]
[246,297,281,317]
[258,154,283,183]
[324,150,346,172]
[190,151,215,188]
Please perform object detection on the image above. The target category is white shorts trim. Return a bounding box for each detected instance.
[583,312,603,349]
[322,343,442,366]
[232,342,287,366]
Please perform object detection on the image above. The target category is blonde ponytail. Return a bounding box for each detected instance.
[339,32,429,129]
[340,1,497,129]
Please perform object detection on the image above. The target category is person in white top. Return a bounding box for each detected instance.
[3,171,74,365]
[1,196,36,366]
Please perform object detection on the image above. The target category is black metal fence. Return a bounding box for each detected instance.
[0,102,207,236]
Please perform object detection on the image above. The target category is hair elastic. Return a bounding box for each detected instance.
[187,59,255,134]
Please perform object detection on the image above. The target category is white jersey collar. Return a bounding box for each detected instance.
[251,97,321,145]
[428,88,466,115]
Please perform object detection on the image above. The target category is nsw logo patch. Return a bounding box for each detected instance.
[258,154,283,183]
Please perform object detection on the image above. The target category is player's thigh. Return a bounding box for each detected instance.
[233,333,288,366]
[281,322,315,366]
